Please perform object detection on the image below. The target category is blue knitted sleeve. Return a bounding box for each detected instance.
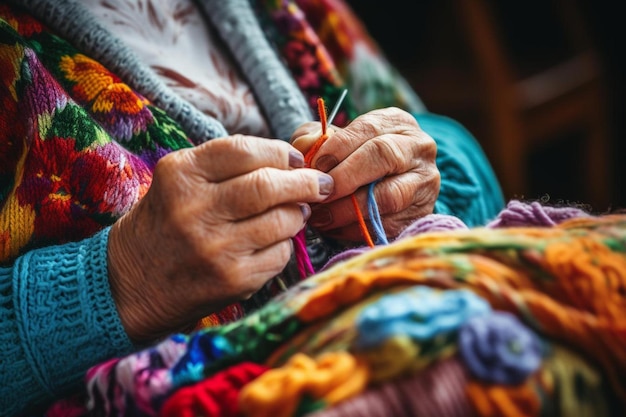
[414,113,505,226]
[0,227,136,416]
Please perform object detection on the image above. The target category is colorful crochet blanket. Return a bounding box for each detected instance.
[46,201,625,417]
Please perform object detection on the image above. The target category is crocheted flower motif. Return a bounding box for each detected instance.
[354,286,491,350]
[458,311,542,385]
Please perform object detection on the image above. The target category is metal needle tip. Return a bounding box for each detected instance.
[326,89,348,128]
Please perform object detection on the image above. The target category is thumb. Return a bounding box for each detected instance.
[291,122,336,154]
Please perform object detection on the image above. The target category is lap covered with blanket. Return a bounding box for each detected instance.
[47,201,625,417]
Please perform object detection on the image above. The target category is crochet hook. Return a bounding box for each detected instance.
[325,88,348,129]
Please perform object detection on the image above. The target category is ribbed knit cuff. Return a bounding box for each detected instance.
[0,265,37,417]
[11,227,135,409]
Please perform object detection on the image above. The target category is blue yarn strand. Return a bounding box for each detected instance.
[367,180,388,245]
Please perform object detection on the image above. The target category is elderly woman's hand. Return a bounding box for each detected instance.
[107,136,334,343]
[291,107,440,242]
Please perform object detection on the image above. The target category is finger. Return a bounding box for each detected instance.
[291,122,337,155]
[204,239,295,301]
[242,239,295,292]
[308,172,426,230]
[303,108,422,172]
[316,131,431,206]
[187,135,305,183]
[213,167,334,220]
[316,171,439,242]
[232,202,310,251]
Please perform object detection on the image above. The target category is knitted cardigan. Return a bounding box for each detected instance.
[0,0,504,414]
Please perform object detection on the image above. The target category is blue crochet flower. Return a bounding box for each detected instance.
[354,286,491,350]
[458,311,542,384]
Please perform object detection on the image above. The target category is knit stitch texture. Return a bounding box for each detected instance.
[0,1,505,414]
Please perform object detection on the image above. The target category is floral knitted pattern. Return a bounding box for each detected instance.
[0,3,192,262]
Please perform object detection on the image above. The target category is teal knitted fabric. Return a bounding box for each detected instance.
[0,228,135,416]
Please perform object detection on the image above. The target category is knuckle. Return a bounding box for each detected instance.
[207,249,241,287]
[250,167,279,198]
[377,179,412,214]
[154,150,185,178]
[206,135,257,162]
[221,134,249,151]
[349,116,379,138]
[369,137,406,173]
[374,107,417,127]
[419,134,438,161]
[274,240,293,270]
[417,171,441,202]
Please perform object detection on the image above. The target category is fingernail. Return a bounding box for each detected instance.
[315,155,338,172]
[310,207,332,227]
[318,173,334,196]
[289,150,305,168]
[298,203,311,222]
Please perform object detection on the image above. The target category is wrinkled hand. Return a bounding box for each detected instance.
[108,136,334,342]
[291,107,440,242]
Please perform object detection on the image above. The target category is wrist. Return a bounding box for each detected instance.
[108,212,160,343]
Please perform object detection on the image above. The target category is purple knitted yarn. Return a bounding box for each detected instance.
[396,214,468,240]
[487,200,590,228]
[306,357,472,417]
[320,247,371,271]
[321,215,468,271]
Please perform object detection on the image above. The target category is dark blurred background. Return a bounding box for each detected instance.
[346,0,624,213]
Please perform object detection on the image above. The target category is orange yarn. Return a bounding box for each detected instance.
[304,97,375,247]
[238,352,369,417]
[351,194,375,247]
[303,98,330,168]
[466,380,542,417]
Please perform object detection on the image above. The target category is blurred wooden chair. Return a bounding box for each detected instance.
[452,0,612,208]
[402,0,612,210]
